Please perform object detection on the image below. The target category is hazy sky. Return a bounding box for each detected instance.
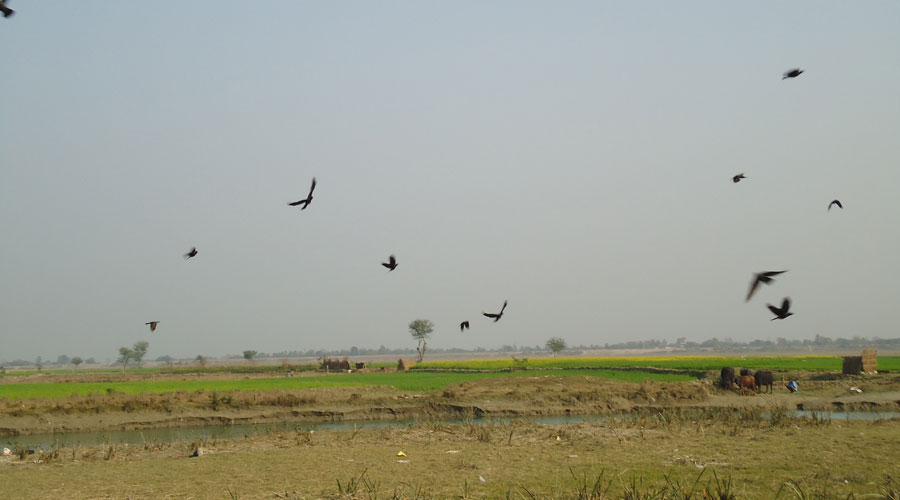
[2,1,899,362]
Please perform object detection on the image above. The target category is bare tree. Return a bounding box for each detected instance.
[195,355,208,368]
[408,319,435,363]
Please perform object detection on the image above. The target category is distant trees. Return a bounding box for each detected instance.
[243,350,257,364]
[118,347,133,370]
[196,355,208,368]
[118,341,150,370]
[56,354,70,365]
[132,341,149,365]
[71,357,83,370]
[409,319,435,362]
[546,337,567,357]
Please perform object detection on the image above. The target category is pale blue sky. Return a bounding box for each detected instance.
[2,1,899,361]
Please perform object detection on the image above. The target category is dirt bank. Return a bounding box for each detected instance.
[3,372,899,436]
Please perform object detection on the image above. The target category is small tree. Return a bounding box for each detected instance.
[195,355,208,368]
[408,319,435,363]
[71,357,83,371]
[243,350,257,364]
[546,337,567,358]
[118,347,134,371]
[132,341,149,366]
[35,356,43,371]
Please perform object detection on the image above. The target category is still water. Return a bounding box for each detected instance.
[4,411,898,450]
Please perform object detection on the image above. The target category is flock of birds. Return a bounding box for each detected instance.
[2,3,843,339]
[738,68,844,322]
[142,176,510,335]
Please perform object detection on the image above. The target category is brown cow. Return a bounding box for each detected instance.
[738,375,757,395]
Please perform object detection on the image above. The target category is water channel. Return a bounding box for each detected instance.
[4,411,898,451]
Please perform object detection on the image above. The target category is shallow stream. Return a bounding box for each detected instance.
[4,410,898,450]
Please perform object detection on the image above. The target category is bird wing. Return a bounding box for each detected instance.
[746,277,761,301]
[781,297,791,312]
[288,200,303,206]
[766,304,781,315]
[381,262,392,269]
[483,312,499,319]
[308,177,317,196]
[499,300,508,314]
[389,255,396,266]
[761,271,787,277]
[829,200,842,210]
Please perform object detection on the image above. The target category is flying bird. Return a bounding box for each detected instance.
[828,199,843,211]
[746,270,788,302]
[782,68,804,80]
[0,1,13,18]
[288,177,317,210]
[732,173,746,183]
[766,297,793,320]
[381,254,397,271]
[145,321,160,332]
[184,247,198,259]
[483,300,508,322]
[459,321,470,332]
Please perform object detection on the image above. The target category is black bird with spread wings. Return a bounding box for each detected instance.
[382,254,398,271]
[766,297,793,320]
[483,300,508,322]
[184,247,198,259]
[459,321,470,332]
[0,0,13,18]
[732,173,746,183]
[746,270,787,302]
[145,321,160,332]
[288,178,317,210]
[782,68,804,80]
[828,200,843,211]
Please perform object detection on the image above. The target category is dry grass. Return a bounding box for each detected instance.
[2,411,899,499]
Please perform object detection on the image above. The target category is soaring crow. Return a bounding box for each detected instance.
[483,300,508,322]
[782,68,804,80]
[382,254,398,271]
[288,178,317,210]
[766,297,793,320]
[746,270,787,302]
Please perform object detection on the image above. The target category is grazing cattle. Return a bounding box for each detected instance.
[720,367,736,389]
[738,375,757,396]
[739,368,752,377]
[754,370,774,394]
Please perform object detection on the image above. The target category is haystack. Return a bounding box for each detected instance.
[843,349,877,375]
[397,359,416,371]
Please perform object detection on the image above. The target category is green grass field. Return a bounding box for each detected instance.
[0,369,694,401]
[412,355,900,372]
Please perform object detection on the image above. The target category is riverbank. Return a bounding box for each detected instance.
[2,371,899,436]
[2,408,899,499]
